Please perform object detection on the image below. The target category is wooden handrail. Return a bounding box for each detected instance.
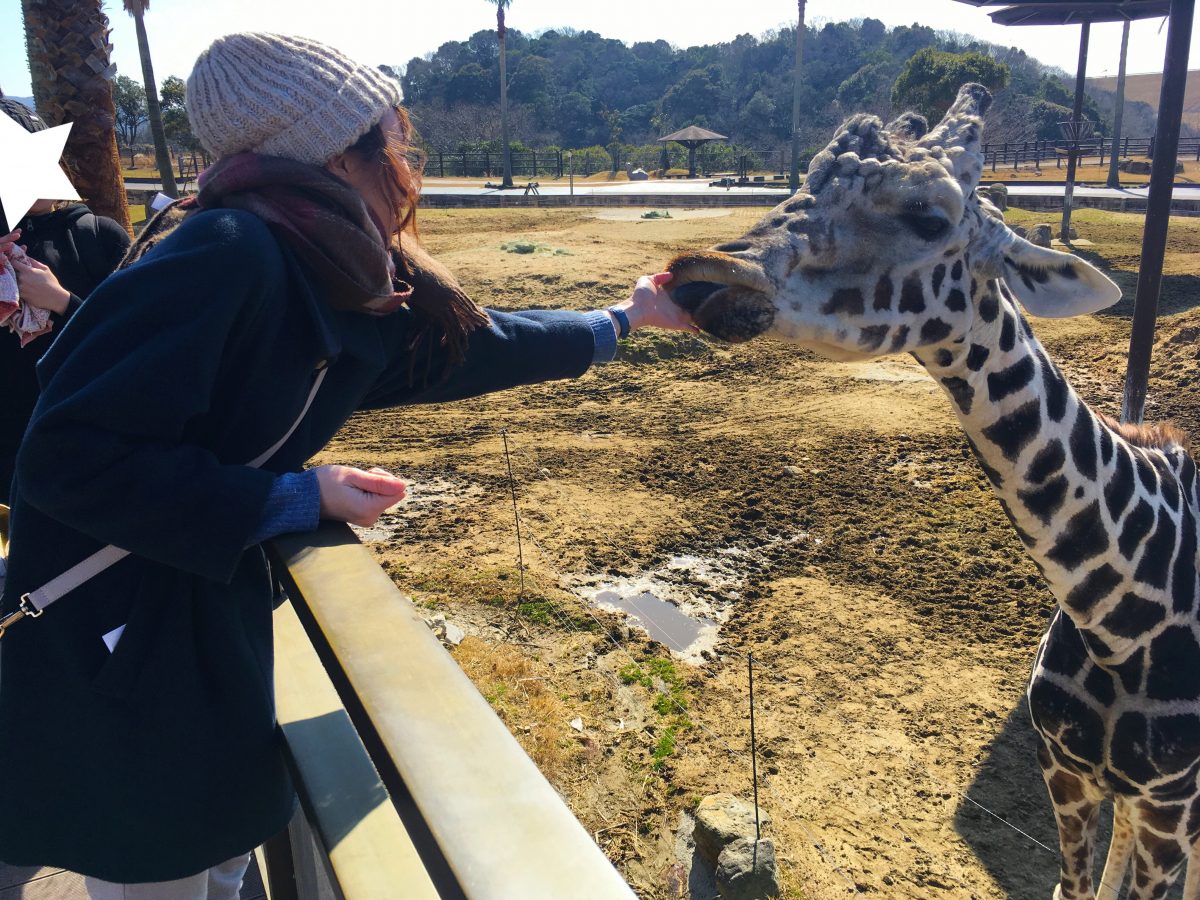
[267,523,635,900]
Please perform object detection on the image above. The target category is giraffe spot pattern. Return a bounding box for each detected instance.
[1065,563,1122,614]
[1027,440,1065,483]
[934,349,953,368]
[919,317,951,344]
[889,324,910,352]
[932,263,946,298]
[899,274,925,313]
[1047,501,1109,571]
[982,399,1041,460]
[1141,800,1185,833]
[999,314,1017,352]
[1155,457,1181,511]
[951,259,963,281]
[1114,647,1146,694]
[1118,500,1156,560]
[1102,591,1166,639]
[1111,712,1161,784]
[1099,426,1114,467]
[1083,665,1116,706]
[966,344,990,371]
[1147,627,1200,702]
[1029,679,1106,763]
[1136,452,1159,494]
[1171,504,1196,613]
[823,287,865,316]
[978,287,999,322]
[1070,408,1098,481]
[857,324,889,351]
[1106,449,1136,521]
[873,273,893,310]
[941,377,974,415]
[987,356,1035,402]
[1135,507,1176,589]
[945,288,967,312]
[964,435,1004,488]
[1039,353,1069,423]
[1019,476,1068,525]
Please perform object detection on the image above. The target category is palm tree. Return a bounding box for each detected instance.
[122,0,178,198]
[489,0,514,189]
[21,0,131,231]
[789,0,806,192]
[1106,21,1131,189]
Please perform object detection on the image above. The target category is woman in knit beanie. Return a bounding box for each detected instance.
[0,32,694,898]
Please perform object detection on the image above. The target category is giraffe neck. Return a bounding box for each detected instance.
[914,282,1199,662]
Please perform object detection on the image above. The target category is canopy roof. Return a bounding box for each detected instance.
[952,0,1171,24]
[657,126,728,144]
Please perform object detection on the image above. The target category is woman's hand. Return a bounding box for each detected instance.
[315,465,408,527]
[13,255,71,315]
[615,272,699,334]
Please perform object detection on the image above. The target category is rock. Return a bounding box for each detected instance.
[783,465,802,476]
[1067,225,1079,240]
[1118,157,1183,175]
[716,837,779,900]
[1028,224,1053,248]
[1012,225,1027,239]
[569,717,584,732]
[426,613,465,646]
[984,183,1007,210]
[443,622,465,646]
[693,794,771,866]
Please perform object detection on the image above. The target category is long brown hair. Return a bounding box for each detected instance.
[344,105,423,239]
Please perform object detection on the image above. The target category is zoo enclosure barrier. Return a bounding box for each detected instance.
[258,522,636,900]
[979,136,1200,173]
[420,146,789,179]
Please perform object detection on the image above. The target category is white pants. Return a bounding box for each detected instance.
[83,852,251,900]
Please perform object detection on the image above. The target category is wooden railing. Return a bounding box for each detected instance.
[261,522,635,899]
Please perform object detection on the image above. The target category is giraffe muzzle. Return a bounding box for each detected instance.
[666,252,775,343]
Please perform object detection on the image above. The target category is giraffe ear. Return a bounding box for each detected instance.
[993,231,1122,319]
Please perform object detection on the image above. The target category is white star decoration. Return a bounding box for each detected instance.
[0,112,80,231]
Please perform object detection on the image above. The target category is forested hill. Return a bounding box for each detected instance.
[395,18,1159,156]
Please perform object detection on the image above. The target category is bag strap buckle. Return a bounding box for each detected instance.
[0,595,41,640]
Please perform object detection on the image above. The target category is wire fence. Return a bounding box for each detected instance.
[980,136,1200,174]
[420,146,790,180]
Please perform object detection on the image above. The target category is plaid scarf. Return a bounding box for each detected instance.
[123,153,488,368]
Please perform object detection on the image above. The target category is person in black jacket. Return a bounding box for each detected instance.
[0,96,131,504]
[0,33,694,899]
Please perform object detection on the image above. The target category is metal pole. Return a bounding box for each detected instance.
[568,151,574,196]
[748,652,760,843]
[1121,0,1195,424]
[1107,21,1131,188]
[789,0,806,192]
[1062,21,1090,243]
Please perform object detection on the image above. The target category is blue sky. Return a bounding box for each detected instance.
[0,1,1193,100]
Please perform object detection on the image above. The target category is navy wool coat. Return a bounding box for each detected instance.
[0,209,602,882]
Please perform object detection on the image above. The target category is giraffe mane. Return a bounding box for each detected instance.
[1097,413,1191,453]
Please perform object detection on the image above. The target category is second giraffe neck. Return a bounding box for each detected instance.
[914,286,1197,659]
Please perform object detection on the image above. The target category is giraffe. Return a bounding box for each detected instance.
[664,83,1200,900]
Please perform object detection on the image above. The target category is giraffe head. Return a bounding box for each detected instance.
[668,84,1120,360]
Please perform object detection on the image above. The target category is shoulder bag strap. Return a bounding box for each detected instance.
[0,365,328,634]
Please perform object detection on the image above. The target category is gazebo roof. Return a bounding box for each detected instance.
[952,0,1171,25]
[657,126,728,144]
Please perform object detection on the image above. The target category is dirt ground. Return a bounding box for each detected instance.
[314,204,1200,898]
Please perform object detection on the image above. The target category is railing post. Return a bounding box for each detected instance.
[438,151,445,179]
[531,150,537,176]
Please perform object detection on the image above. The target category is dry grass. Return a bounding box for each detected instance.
[982,156,1200,184]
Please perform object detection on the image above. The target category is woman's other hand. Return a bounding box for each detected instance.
[13,255,71,314]
[315,464,408,527]
[615,272,698,334]
[0,230,21,262]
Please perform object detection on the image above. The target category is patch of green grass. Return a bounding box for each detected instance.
[499,241,571,256]
[652,725,679,769]
[621,656,691,769]
[641,209,672,219]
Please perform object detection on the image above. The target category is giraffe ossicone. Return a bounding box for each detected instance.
[669,83,1200,900]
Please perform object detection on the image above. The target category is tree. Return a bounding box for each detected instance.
[113,74,148,166]
[122,1,177,197]
[159,75,199,154]
[891,48,1010,122]
[447,63,494,106]
[20,0,130,231]
[487,0,514,188]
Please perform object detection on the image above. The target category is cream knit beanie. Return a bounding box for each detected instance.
[186,33,401,165]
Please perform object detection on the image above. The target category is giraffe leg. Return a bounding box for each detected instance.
[1127,826,1190,900]
[1039,743,1104,900]
[1096,800,1135,900]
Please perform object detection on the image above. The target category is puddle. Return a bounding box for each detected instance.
[593,589,717,655]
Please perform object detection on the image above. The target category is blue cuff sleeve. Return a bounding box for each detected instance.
[584,309,619,364]
[248,470,321,546]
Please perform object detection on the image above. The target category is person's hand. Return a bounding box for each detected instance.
[12,255,71,314]
[0,230,20,262]
[614,272,699,334]
[315,465,408,527]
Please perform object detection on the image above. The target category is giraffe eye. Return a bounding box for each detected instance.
[899,203,950,242]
